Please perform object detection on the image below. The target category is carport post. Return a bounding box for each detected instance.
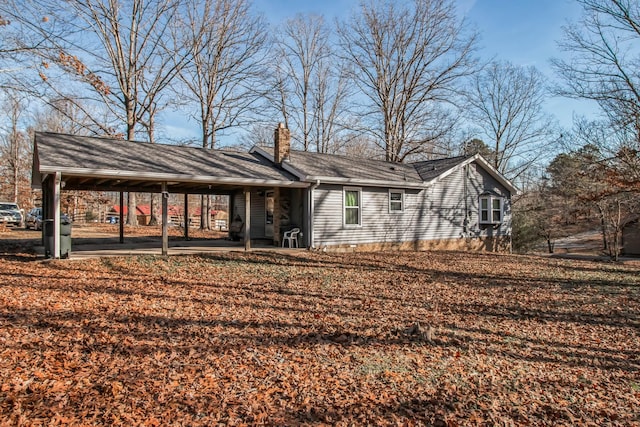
[184,193,189,241]
[162,182,168,256]
[53,172,61,258]
[244,188,251,251]
[119,192,124,243]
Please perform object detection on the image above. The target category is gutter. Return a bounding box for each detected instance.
[37,166,310,189]
[308,179,320,249]
[303,176,426,189]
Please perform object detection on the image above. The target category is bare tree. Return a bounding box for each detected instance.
[0,90,31,206]
[273,14,326,151]
[68,0,186,225]
[552,0,640,150]
[177,0,268,150]
[176,0,268,228]
[548,123,640,260]
[337,0,477,162]
[236,123,274,151]
[3,0,185,225]
[310,38,353,154]
[465,61,556,180]
[32,98,110,136]
[272,14,352,153]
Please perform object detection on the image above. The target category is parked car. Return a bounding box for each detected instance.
[25,207,42,230]
[25,209,71,231]
[0,202,24,227]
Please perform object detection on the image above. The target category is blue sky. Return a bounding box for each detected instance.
[167,0,597,144]
[251,0,598,130]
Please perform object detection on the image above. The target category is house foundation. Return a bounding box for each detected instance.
[315,237,512,253]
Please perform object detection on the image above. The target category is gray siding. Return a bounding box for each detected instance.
[312,161,512,247]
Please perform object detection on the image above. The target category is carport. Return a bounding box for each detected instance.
[32,132,308,258]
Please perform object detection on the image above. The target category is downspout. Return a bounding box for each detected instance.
[463,164,469,238]
[308,180,320,249]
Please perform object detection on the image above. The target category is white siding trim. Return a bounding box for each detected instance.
[343,186,362,228]
[388,189,405,214]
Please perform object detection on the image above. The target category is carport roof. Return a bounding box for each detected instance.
[33,132,307,193]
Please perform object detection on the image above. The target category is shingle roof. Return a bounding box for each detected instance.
[286,150,425,183]
[411,155,474,181]
[35,132,301,185]
[34,132,517,194]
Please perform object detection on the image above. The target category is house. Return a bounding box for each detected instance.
[240,124,518,252]
[32,125,518,257]
[622,219,640,256]
[107,204,150,224]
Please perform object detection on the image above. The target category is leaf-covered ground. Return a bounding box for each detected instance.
[0,250,639,426]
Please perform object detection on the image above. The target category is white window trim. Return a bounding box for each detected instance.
[343,186,362,227]
[479,195,504,225]
[388,189,404,214]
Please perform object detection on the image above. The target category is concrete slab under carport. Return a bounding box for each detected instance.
[34,237,305,260]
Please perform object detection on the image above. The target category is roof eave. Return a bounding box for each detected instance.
[423,154,520,196]
[470,154,521,195]
[304,176,426,189]
[37,166,310,189]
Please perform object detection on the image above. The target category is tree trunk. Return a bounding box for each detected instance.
[126,120,138,226]
[200,195,207,230]
[597,203,607,250]
[206,195,212,230]
[148,116,158,226]
[13,142,18,203]
[149,193,158,226]
[612,200,621,262]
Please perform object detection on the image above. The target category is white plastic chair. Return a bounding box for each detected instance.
[282,227,300,248]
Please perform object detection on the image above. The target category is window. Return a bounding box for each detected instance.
[479,195,503,224]
[344,187,361,226]
[389,189,404,213]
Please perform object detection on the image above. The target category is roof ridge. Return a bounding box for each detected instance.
[409,154,472,166]
[35,131,247,154]
[290,148,473,167]
[290,149,428,169]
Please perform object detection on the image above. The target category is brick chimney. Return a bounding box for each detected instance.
[274,122,290,164]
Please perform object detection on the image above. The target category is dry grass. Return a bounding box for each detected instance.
[0,248,639,425]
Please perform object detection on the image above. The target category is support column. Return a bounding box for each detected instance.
[41,174,51,247]
[273,188,281,246]
[244,188,251,251]
[184,193,190,241]
[119,191,124,243]
[53,172,61,258]
[228,192,235,240]
[162,183,168,256]
[308,182,319,249]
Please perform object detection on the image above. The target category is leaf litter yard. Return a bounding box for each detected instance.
[0,250,639,426]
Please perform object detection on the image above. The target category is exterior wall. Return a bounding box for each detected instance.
[232,188,304,241]
[622,221,640,255]
[312,161,512,252]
